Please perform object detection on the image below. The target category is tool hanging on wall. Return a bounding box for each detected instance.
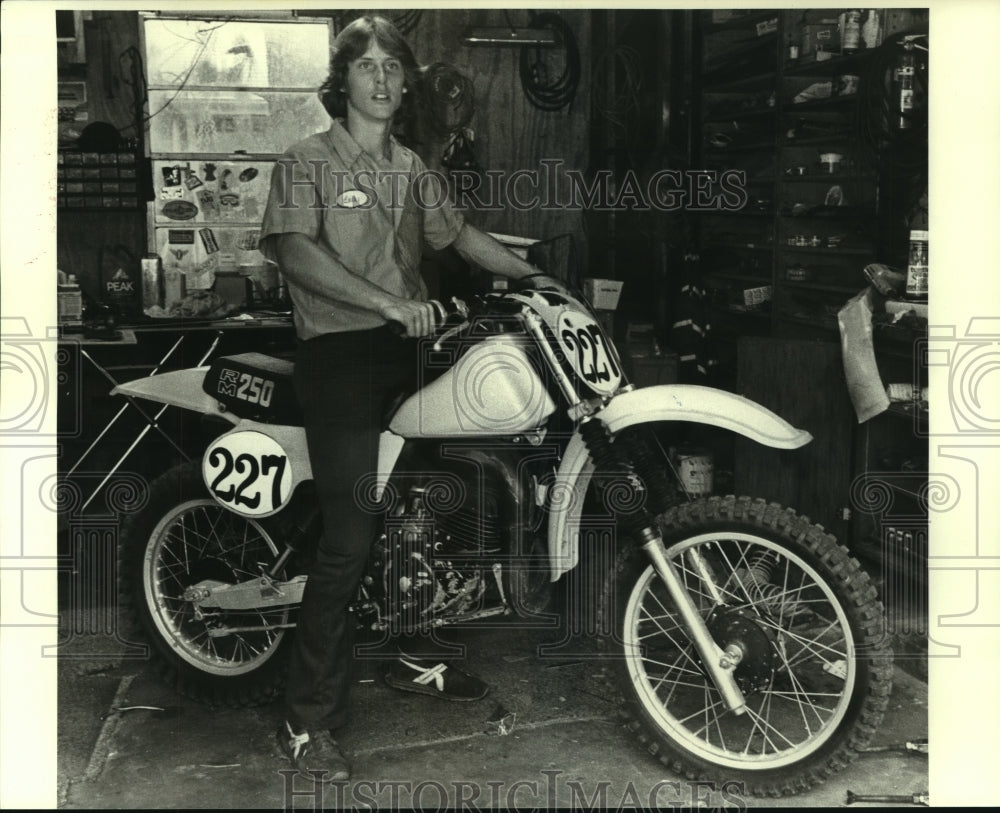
[419,62,482,174]
[422,62,475,136]
[519,11,580,112]
[442,129,479,172]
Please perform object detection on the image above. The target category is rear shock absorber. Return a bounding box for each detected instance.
[739,550,804,617]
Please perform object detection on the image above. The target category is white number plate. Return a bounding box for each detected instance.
[202,430,292,516]
[557,310,621,396]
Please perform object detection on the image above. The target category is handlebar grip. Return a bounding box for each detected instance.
[385,300,447,337]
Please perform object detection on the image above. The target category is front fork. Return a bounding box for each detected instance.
[639,529,747,714]
[579,416,746,715]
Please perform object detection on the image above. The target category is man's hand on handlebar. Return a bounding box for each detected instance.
[379,297,440,338]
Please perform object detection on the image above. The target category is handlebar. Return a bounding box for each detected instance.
[386,297,468,338]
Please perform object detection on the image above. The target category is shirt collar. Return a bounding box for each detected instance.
[325,118,412,174]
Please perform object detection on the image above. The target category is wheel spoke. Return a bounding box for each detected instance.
[677,693,727,729]
[640,592,704,674]
[744,685,778,755]
[764,617,846,667]
[742,703,800,751]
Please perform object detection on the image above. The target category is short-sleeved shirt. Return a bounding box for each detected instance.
[259,119,464,339]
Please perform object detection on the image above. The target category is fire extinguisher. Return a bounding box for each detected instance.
[892,36,926,131]
[894,44,916,129]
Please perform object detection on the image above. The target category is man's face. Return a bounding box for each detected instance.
[344,41,405,124]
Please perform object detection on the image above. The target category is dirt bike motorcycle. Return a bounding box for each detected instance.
[114,276,892,796]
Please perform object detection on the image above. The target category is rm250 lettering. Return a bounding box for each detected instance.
[236,373,274,407]
[219,370,274,408]
[561,325,620,384]
[208,448,287,511]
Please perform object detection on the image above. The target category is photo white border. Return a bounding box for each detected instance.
[2,1,998,807]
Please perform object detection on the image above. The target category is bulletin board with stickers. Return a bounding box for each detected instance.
[140,13,332,319]
[147,159,279,318]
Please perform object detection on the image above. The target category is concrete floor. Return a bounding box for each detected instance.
[52,593,930,810]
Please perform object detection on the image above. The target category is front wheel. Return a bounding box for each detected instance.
[598,495,893,797]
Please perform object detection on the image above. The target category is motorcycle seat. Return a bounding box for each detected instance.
[203,353,415,431]
[202,353,303,425]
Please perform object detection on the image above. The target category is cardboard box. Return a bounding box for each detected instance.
[214,270,249,308]
[623,323,678,388]
[800,22,840,57]
[626,349,679,388]
[742,285,773,307]
[584,278,624,311]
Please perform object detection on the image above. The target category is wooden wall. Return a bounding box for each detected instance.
[401,9,592,276]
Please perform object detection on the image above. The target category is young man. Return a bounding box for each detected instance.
[259,16,541,781]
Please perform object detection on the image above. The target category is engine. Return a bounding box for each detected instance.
[372,487,499,629]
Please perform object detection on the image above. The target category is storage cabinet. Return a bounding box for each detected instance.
[773,45,880,335]
[693,8,925,353]
[693,11,781,385]
[694,11,888,343]
[694,9,929,573]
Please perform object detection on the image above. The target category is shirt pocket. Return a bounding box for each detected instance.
[321,204,386,270]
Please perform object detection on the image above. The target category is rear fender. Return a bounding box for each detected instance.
[111,367,238,425]
[547,385,812,580]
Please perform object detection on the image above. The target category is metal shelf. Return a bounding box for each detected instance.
[784,50,876,78]
[700,208,774,218]
[781,245,873,256]
[781,172,868,183]
[777,280,858,295]
[780,133,853,147]
[779,205,875,220]
[702,11,781,34]
[702,105,777,124]
[705,270,772,284]
[783,94,858,113]
[704,139,776,154]
[701,70,777,94]
[705,242,773,252]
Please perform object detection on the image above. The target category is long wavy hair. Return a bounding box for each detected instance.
[318,16,420,122]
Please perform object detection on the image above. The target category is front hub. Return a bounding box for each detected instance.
[707,609,777,694]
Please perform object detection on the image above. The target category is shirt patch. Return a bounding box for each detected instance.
[335,188,372,208]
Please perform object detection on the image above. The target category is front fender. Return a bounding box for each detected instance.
[546,385,812,580]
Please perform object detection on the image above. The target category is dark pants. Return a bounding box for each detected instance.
[285,326,416,731]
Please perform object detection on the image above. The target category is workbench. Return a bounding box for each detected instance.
[57,315,297,516]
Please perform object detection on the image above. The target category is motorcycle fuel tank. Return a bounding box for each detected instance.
[389,335,556,437]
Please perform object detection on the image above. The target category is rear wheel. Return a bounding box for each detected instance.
[119,462,297,706]
[599,495,893,796]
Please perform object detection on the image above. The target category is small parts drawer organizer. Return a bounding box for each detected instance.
[57,150,141,209]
